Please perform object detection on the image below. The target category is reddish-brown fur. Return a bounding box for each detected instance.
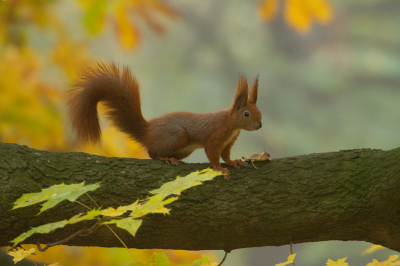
[68,62,262,179]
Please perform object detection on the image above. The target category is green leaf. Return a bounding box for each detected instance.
[192,255,213,266]
[68,209,103,224]
[10,169,219,251]
[131,194,178,218]
[12,182,100,214]
[149,168,220,199]
[83,0,107,34]
[130,252,172,266]
[152,252,172,266]
[130,262,146,266]
[10,220,68,247]
[102,217,143,237]
[101,200,139,217]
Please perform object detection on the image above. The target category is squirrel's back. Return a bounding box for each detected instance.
[68,62,148,144]
[144,111,230,159]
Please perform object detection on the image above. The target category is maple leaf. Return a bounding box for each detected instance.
[68,209,103,224]
[10,169,219,248]
[363,244,385,254]
[366,255,400,266]
[131,194,178,218]
[7,248,36,263]
[276,253,296,266]
[12,182,100,214]
[10,220,69,247]
[101,200,139,217]
[149,168,220,199]
[103,217,143,237]
[326,257,349,266]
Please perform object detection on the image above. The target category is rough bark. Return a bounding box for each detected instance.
[1,142,400,252]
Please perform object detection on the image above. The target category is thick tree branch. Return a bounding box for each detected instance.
[1,142,400,251]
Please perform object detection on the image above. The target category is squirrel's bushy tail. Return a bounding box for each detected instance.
[68,62,148,144]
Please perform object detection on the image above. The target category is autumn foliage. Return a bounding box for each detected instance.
[3,1,374,266]
[259,0,332,32]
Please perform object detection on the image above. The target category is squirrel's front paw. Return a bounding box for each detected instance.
[216,167,230,180]
[226,159,247,169]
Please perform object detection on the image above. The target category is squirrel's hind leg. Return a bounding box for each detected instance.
[148,149,194,165]
[146,127,194,165]
[158,157,181,165]
[148,147,197,165]
[148,152,181,165]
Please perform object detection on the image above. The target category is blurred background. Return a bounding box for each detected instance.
[1,0,400,265]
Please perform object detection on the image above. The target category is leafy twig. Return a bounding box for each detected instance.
[36,222,99,252]
[78,223,101,237]
[36,228,87,252]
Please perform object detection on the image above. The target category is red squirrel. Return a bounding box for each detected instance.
[68,62,262,179]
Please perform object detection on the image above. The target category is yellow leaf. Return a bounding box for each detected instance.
[101,207,123,217]
[366,255,400,266]
[259,0,333,33]
[326,257,349,266]
[7,248,35,263]
[285,0,312,33]
[307,0,332,23]
[363,244,385,255]
[275,253,296,266]
[101,201,138,217]
[258,0,279,20]
[155,206,171,215]
[47,263,61,266]
[116,4,139,49]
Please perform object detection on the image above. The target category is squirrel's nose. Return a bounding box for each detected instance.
[258,122,262,129]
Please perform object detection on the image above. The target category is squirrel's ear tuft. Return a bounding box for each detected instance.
[248,75,258,104]
[233,75,248,110]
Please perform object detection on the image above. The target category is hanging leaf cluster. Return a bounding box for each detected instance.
[10,168,221,248]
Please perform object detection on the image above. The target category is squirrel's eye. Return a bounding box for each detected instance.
[244,111,250,117]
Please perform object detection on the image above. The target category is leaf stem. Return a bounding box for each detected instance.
[104,224,137,262]
[75,200,92,211]
[85,192,100,208]
[29,257,38,266]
